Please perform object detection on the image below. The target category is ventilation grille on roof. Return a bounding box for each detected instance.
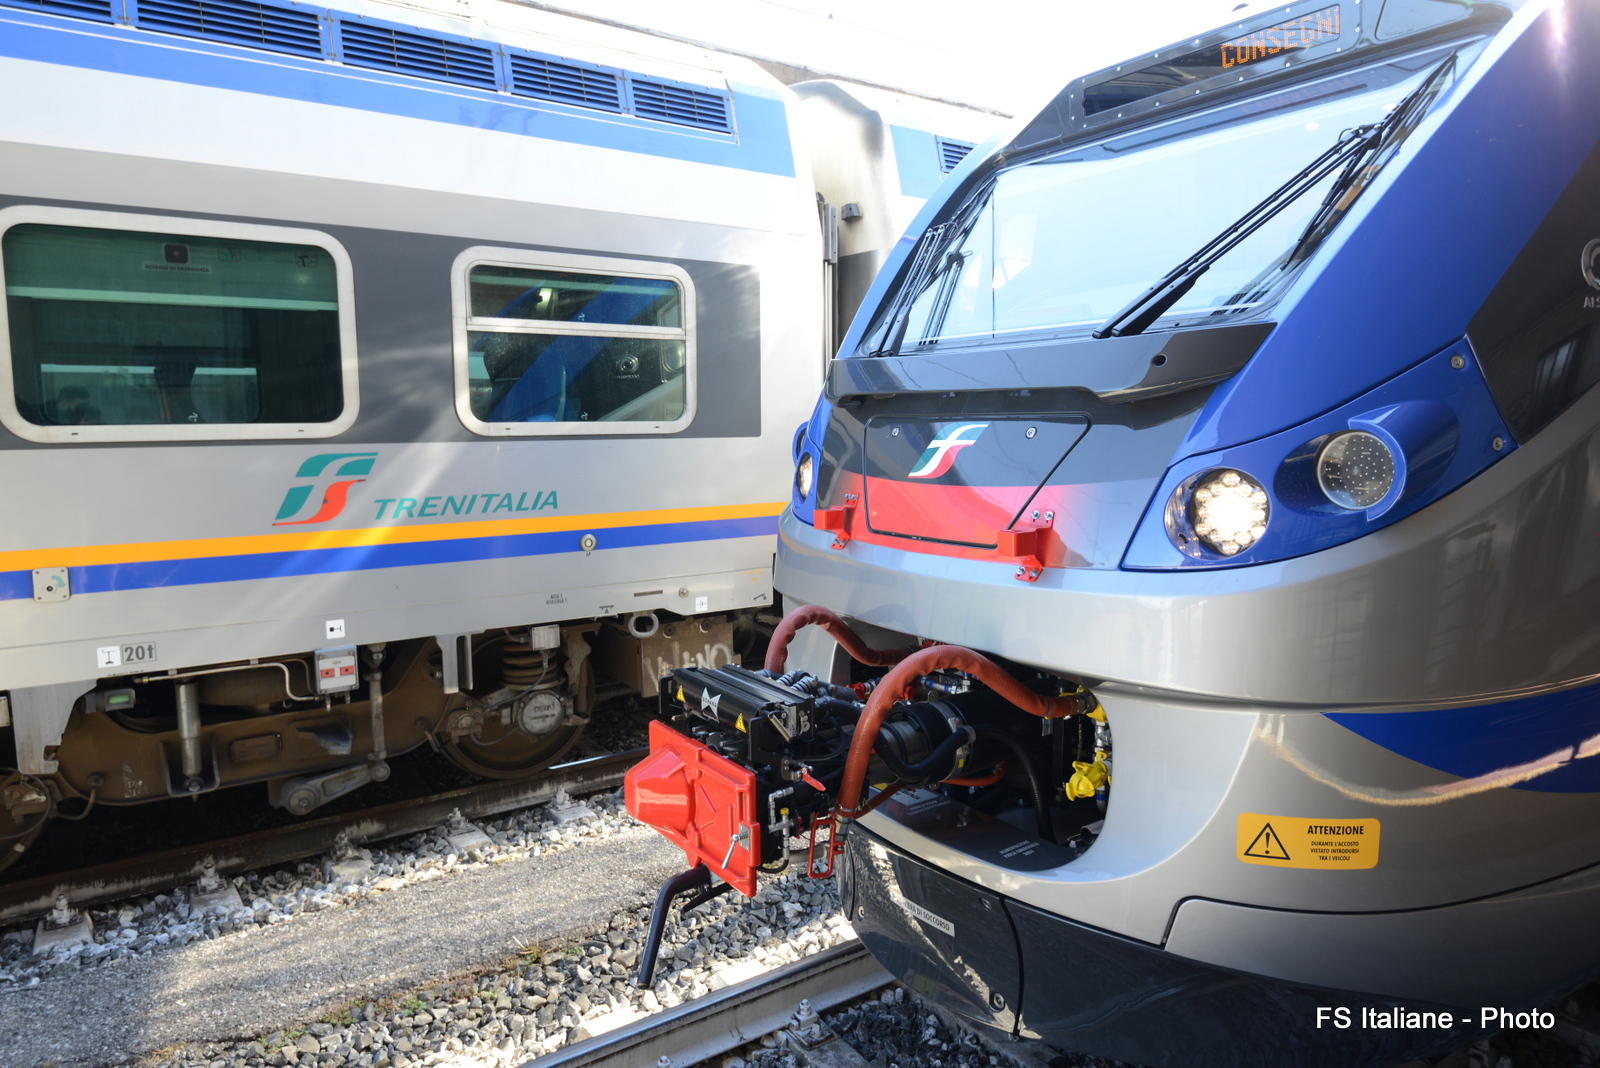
[509,54,622,112]
[138,0,323,57]
[937,138,974,174]
[2,0,114,21]
[14,0,739,134]
[338,20,496,89]
[629,77,731,133]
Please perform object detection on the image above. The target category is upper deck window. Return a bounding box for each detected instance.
[0,207,357,442]
[453,248,695,436]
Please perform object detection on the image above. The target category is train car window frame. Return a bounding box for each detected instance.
[451,246,697,437]
[0,205,360,444]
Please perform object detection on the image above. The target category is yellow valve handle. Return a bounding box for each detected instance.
[1066,759,1110,800]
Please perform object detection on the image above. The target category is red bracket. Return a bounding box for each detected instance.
[997,516,1050,582]
[816,493,859,549]
[806,811,845,879]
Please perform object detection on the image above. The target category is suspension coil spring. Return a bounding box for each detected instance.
[502,640,550,690]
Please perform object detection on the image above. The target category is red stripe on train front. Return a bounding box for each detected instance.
[863,476,1037,546]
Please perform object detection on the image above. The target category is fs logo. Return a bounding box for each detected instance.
[273,452,378,526]
[907,423,988,479]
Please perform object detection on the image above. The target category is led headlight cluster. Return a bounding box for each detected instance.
[1132,347,1503,570]
[795,452,814,498]
[1188,469,1269,556]
[1316,430,1396,510]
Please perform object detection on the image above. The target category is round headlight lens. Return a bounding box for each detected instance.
[1317,431,1395,510]
[795,452,814,499]
[1188,469,1269,556]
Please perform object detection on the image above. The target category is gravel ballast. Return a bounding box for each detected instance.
[0,788,860,1068]
[0,790,684,1066]
[3,782,1592,1068]
[108,866,858,1068]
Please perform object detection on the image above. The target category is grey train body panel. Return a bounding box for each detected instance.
[1163,859,1600,1009]
[0,1,1000,791]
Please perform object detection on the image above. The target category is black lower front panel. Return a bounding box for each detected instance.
[841,826,1020,1032]
[842,826,1481,1068]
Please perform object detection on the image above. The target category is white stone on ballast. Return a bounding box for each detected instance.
[708,959,770,991]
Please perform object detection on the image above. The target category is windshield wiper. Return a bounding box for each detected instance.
[1093,52,1458,340]
[875,222,953,355]
[1281,53,1458,269]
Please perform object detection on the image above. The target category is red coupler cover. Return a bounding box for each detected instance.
[625,720,761,896]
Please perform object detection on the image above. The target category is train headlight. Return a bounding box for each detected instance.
[795,452,814,499]
[1188,469,1269,556]
[1317,431,1396,510]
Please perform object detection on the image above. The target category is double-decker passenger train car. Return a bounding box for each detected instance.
[628,0,1600,1064]
[0,0,994,870]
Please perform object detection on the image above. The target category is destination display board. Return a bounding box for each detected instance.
[1084,5,1343,116]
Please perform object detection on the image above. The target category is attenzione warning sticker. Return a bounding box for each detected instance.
[1235,813,1380,869]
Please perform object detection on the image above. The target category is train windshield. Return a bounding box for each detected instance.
[874,46,1473,354]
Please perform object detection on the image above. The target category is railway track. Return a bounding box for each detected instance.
[0,747,641,925]
[530,940,893,1068]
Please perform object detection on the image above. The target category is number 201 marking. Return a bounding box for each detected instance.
[96,643,157,669]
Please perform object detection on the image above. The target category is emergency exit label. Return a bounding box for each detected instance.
[1236,813,1380,869]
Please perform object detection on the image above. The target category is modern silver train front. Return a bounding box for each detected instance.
[776,1,1600,1064]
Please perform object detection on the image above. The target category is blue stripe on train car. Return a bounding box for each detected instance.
[0,8,796,177]
[889,125,945,199]
[0,514,780,600]
[1326,683,1600,793]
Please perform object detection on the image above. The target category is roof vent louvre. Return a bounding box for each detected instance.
[937,138,974,173]
[337,19,496,89]
[0,0,114,21]
[136,0,323,58]
[508,53,622,112]
[628,77,731,133]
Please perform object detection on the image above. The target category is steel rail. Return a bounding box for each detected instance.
[524,940,891,1068]
[0,748,641,925]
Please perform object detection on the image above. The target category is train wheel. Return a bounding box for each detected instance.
[0,771,52,876]
[440,719,588,779]
[438,633,593,779]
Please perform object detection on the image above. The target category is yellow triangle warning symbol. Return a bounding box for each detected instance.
[1243,822,1291,860]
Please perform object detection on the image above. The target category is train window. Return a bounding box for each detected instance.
[452,248,695,436]
[876,52,1457,353]
[0,207,358,443]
